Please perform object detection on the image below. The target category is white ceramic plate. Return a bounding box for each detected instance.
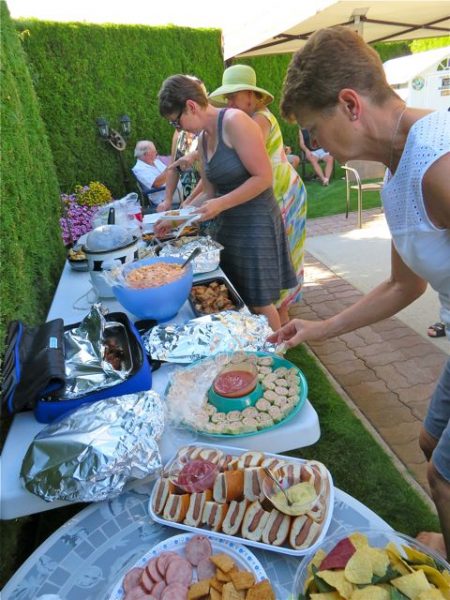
[109,532,267,599]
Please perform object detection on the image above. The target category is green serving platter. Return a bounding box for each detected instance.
[190,351,308,438]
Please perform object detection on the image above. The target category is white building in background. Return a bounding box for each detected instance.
[384,46,450,110]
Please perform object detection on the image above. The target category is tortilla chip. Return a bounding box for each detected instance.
[320,538,357,571]
[386,547,414,575]
[349,585,390,600]
[365,547,390,577]
[344,549,373,584]
[318,570,355,599]
[417,590,446,600]
[403,545,436,567]
[392,569,432,598]
[416,564,450,591]
[348,533,369,550]
[310,550,328,574]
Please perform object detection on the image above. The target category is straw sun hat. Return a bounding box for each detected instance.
[209,64,274,107]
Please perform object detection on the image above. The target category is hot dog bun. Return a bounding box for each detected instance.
[241,500,271,542]
[289,515,320,549]
[243,467,265,502]
[237,451,264,469]
[201,501,229,531]
[213,469,244,503]
[152,478,175,515]
[261,509,291,546]
[162,493,190,523]
[184,490,212,527]
[221,498,249,536]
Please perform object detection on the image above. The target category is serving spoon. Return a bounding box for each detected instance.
[180,246,202,269]
[263,466,293,507]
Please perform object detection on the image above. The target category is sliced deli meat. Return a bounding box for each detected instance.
[185,534,212,566]
[123,567,145,593]
[165,557,193,586]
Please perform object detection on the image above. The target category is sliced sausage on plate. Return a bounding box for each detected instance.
[185,535,212,566]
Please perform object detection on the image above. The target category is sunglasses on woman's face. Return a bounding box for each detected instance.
[168,106,185,129]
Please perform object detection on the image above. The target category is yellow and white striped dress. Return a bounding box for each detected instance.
[255,107,307,308]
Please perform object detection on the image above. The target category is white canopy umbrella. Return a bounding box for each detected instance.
[224,0,450,59]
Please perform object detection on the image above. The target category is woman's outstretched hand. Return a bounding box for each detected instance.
[267,318,327,348]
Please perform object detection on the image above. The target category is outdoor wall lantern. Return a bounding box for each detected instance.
[96,115,132,190]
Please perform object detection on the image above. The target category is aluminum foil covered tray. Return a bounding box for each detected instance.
[159,235,223,274]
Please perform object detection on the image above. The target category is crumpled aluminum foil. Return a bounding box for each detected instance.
[159,235,223,274]
[21,391,164,502]
[143,310,282,363]
[62,304,128,399]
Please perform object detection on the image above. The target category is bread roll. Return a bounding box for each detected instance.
[261,509,291,546]
[279,463,302,487]
[237,451,264,469]
[152,478,175,514]
[241,501,270,542]
[163,493,190,523]
[243,467,265,502]
[184,490,212,527]
[201,501,229,532]
[289,515,320,549]
[221,498,249,536]
[213,469,244,503]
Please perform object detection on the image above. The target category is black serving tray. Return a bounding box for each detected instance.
[188,277,244,317]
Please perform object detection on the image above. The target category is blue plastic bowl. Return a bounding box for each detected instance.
[112,256,193,321]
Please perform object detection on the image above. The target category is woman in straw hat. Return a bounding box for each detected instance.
[210,65,306,325]
[158,75,297,331]
[269,26,450,560]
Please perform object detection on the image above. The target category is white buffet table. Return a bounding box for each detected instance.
[0,262,320,519]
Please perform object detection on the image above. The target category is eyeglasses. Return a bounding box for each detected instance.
[168,106,185,129]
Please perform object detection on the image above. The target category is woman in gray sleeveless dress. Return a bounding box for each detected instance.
[158,75,296,331]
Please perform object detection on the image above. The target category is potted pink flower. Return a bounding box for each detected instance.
[60,181,112,246]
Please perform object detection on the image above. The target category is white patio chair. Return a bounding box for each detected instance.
[342,160,386,228]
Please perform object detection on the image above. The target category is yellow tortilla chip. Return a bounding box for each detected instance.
[350,586,390,600]
[386,547,414,575]
[416,565,450,591]
[318,570,355,599]
[309,549,328,576]
[365,547,390,577]
[417,589,445,599]
[310,593,343,600]
[392,569,432,598]
[348,533,369,550]
[403,545,436,567]
[344,549,373,584]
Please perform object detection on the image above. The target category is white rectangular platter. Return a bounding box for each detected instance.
[149,442,335,557]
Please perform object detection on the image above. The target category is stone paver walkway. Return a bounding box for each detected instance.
[289,209,448,499]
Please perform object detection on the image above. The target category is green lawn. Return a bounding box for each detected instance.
[286,345,438,535]
[302,164,383,220]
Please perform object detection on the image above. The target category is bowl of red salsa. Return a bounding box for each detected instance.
[208,362,261,413]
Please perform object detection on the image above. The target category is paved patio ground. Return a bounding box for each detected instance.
[289,208,448,501]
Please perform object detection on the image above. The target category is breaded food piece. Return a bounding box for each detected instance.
[221,582,243,600]
[230,570,256,590]
[188,579,210,599]
[246,579,275,600]
[210,553,235,573]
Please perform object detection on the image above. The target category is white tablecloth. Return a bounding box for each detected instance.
[0,262,320,519]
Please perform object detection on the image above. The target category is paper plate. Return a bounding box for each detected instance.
[109,532,267,599]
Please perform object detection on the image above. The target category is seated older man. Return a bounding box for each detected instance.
[132,140,181,209]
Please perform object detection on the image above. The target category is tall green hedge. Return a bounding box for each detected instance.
[1,2,65,344]
[14,19,224,198]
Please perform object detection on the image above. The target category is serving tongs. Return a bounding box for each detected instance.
[173,212,201,239]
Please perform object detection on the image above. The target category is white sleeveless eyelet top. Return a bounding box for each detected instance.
[382,110,450,338]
